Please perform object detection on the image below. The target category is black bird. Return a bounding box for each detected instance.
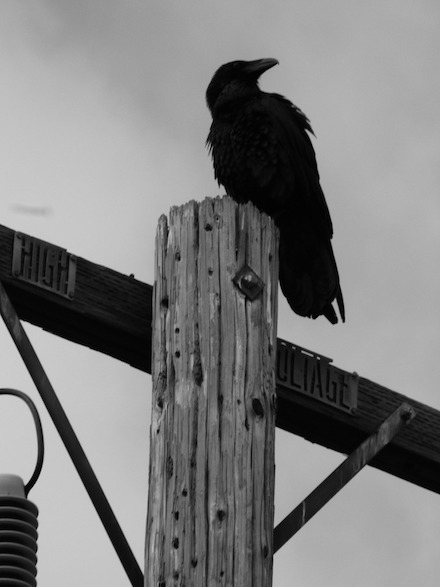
[206,58,345,324]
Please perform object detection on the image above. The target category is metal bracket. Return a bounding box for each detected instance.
[273,402,416,553]
[232,264,264,300]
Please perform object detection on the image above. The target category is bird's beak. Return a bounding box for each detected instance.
[242,58,279,77]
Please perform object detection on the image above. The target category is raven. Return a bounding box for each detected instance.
[206,58,344,324]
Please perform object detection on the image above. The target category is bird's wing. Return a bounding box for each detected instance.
[258,92,334,241]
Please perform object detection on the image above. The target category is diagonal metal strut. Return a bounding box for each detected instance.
[274,402,416,553]
[0,281,143,587]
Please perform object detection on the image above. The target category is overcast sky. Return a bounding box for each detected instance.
[1,1,440,585]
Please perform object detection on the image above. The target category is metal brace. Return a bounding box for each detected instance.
[273,402,416,553]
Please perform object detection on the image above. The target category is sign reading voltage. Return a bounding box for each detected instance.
[276,339,358,414]
[12,232,76,300]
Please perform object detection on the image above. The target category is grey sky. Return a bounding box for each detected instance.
[1,1,440,585]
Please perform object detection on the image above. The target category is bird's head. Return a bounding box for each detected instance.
[206,58,279,115]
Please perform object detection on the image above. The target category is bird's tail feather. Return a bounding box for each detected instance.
[278,233,344,324]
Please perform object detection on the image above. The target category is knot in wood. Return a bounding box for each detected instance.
[252,398,264,417]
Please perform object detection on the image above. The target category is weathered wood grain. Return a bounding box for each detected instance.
[145,197,279,586]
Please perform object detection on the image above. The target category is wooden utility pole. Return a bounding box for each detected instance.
[145,197,279,586]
